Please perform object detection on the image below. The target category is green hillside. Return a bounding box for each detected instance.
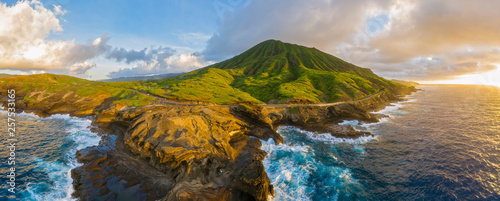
[1,40,412,107]
[0,73,162,107]
[155,40,407,104]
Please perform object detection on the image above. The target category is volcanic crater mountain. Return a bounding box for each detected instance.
[157,39,405,105]
[0,40,416,201]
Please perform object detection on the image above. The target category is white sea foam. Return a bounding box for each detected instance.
[373,96,417,116]
[261,137,363,201]
[261,138,314,201]
[336,95,418,134]
[338,120,360,126]
[23,115,101,201]
[277,126,377,144]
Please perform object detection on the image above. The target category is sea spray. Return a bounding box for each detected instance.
[261,129,368,201]
[0,113,102,201]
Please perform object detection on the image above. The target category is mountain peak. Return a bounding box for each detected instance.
[159,40,407,104]
[209,39,369,76]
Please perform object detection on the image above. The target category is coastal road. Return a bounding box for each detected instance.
[133,89,385,108]
[131,89,201,106]
[261,90,384,108]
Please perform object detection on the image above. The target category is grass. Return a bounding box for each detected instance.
[0,40,414,107]
[0,74,161,107]
[150,40,408,104]
[156,68,263,105]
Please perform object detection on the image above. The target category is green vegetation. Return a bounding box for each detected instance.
[152,40,408,104]
[157,68,262,105]
[0,40,413,107]
[0,74,157,107]
[391,79,420,87]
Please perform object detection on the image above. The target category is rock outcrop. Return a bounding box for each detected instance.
[83,104,279,200]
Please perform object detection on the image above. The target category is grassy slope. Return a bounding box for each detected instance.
[0,74,161,107]
[0,40,410,106]
[391,79,420,87]
[155,40,406,104]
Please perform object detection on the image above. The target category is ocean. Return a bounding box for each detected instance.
[262,85,500,200]
[0,113,101,200]
[1,85,499,200]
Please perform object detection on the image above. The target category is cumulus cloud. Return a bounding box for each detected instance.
[0,0,109,76]
[69,61,96,76]
[107,52,211,78]
[0,0,67,69]
[165,52,211,70]
[203,0,500,81]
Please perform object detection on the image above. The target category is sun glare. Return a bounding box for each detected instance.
[423,64,500,87]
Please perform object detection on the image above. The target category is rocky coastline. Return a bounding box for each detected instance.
[1,86,416,201]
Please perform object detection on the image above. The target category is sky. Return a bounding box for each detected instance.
[0,0,499,86]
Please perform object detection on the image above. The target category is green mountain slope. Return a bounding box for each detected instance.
[156,40,408,104]
[0,73,162,107]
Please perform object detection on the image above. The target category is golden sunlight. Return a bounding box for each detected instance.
[423,64,500,87]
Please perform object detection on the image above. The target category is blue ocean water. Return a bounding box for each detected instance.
[0,113,101,200]
[263,85,500,200]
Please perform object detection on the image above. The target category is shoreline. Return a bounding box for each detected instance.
[1,86,417,200]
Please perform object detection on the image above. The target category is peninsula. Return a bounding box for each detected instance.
[0,40,416,200]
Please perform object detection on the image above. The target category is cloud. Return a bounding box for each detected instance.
[69,61,96,76]
[63,33,111,65]
[203,0,500,81]
[4,0,500,81]
[371,0,500,62]
[106,47,148,64]
[364,55,497,81]
[203,0,392,61]
[344,0,500,80]
[0,0,67,69]
[165,52,211,70]
[107,52,211,78]
[106,46,174,64]
[0,0,109,76]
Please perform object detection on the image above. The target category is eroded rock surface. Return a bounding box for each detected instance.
[92,105,278,200]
